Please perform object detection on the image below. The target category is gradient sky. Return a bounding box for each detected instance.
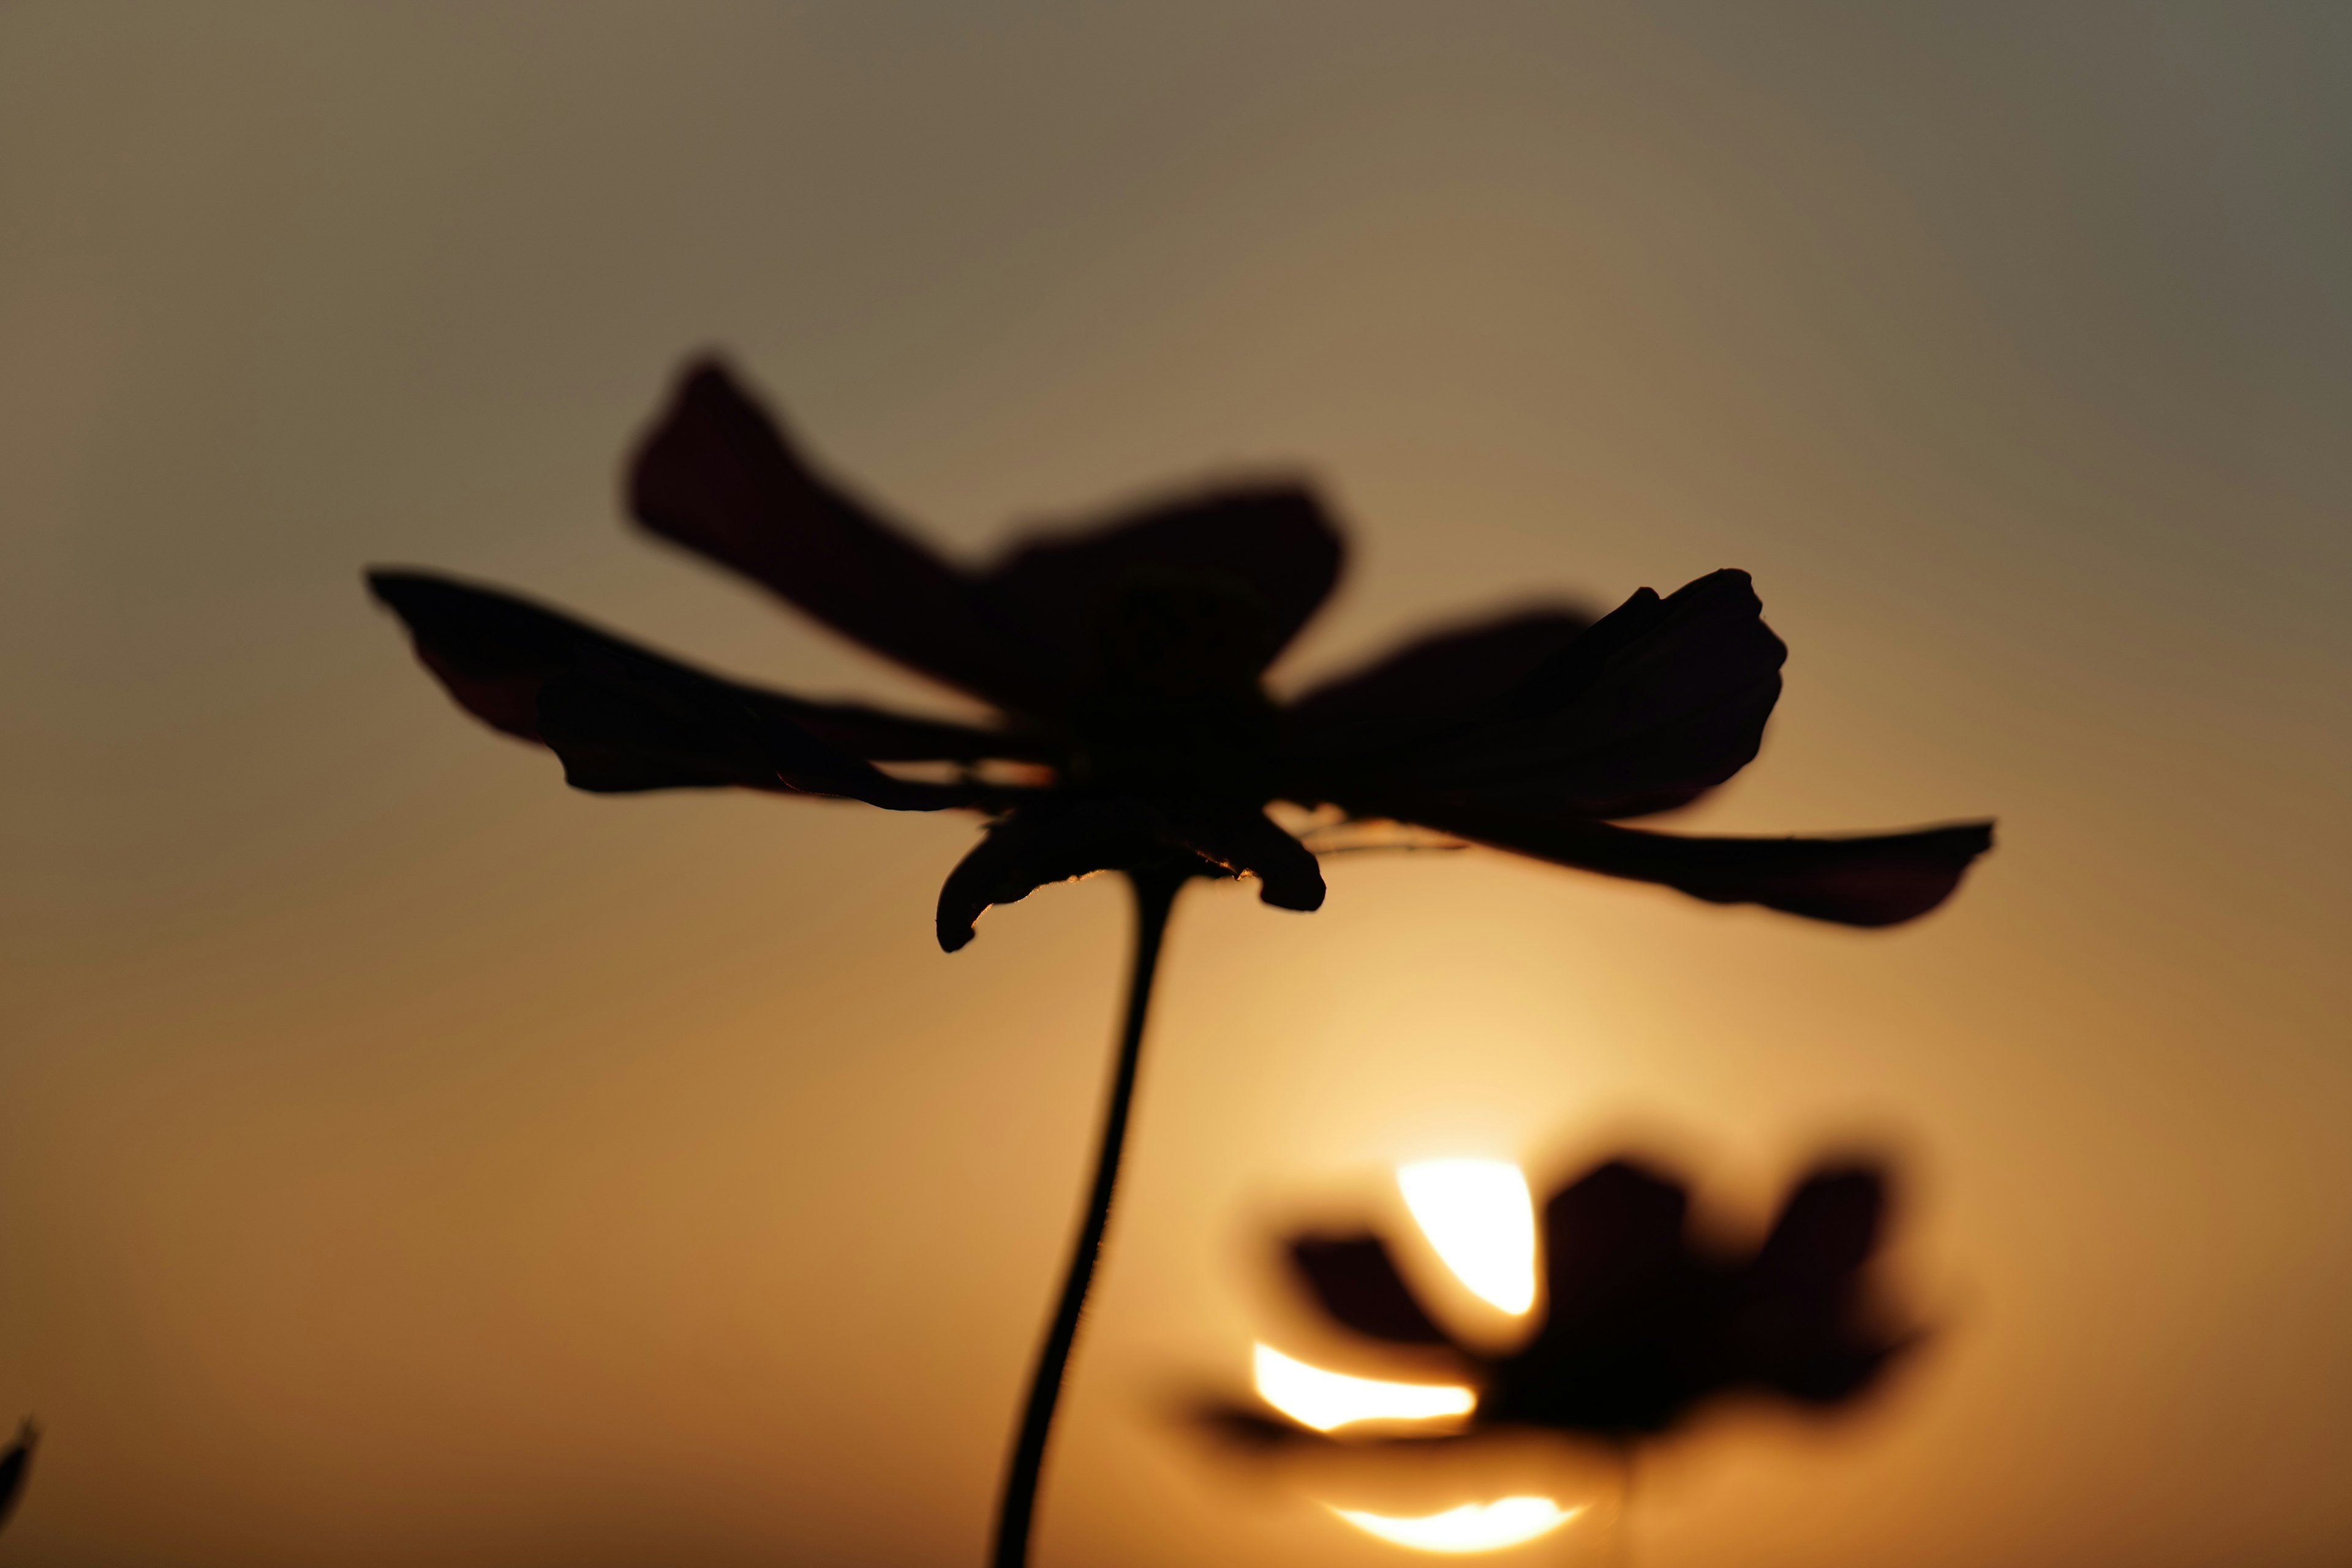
[3,5,2347,1566]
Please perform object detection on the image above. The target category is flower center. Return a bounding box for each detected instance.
[1062,573,1279,803]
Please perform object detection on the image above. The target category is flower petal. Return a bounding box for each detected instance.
[1167,807,1327,911]
[982,484,1344,677]
[1540,1161,1691,1322]
[1414,815,1995,927]
[367,571,1011,804]
[532,667,963,809]
[1733,1166,1909,1405]
[1306,572,1784,820]
[1752,1166,1885,1286]
[628,359,1065,712]
[1282,606,1594,750]
[1290,1236,1457,1346]
[933,800,1209,951]
[368,570,1042,760]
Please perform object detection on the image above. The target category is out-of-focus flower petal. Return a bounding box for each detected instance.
[1316,571,1784,820]
[1403,815,1995,927]
[1169,807,1328,911]
[1282,607,1594,752]
[984,485,1344,677]
[1541,1161,1691,1322]
[1733,1166,1909,1405]
[368,570,1042,764]
[628,360,1066,713]
[935,800,1208,952]
[1291,1236,1457,1347]
[1752,1166,1885,1286]
[1756,1329,1903,1407]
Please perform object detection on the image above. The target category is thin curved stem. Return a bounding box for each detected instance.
[989,867,1186,1568]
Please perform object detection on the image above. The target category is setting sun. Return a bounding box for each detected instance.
[1397,1159,1539,1315]
[1330,1498,1582,1553]
[1251,1344,1475,1432]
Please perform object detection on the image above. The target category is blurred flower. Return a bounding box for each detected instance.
[0,1419,36,1536]
[369,358,1991,952]
[1260,1156,1910,1446]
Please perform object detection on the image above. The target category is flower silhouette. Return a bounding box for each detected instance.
[368,358,1985,1567]
[369,358,1991,953]
[1268,1156,1910,1444]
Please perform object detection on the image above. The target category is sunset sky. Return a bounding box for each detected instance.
[3,5,2347,1565]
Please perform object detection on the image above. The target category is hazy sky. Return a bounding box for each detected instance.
[3,5,2347,1566]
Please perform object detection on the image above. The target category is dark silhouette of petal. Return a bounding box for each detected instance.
[1418,815,1995,927]
[628,360,1065,713]
[529,666,783,793]
[0,1420,34,1536]
[1485,567,1785,818]
[935,801,1206,952]
[1751,1321,1902,1407]
[1166,807,1327,911]
[982,486,1344,677]
[1733,1166,1908,1404]
[1325,571,1785,821]
[1502,1162,1713,1433]
[369,569,581,741]
[795,703,1048,764]
[1291,1236,1455,1346]
[1283,606,1594,749]
[532,666,972,810]
[1542,1161,1691,1322]
[1752,1166,1883,1284]
[367,570,1044,763]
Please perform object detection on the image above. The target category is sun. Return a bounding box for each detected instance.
[1331,1498,1583,1554]
[1397,1159,1539,1316]
[1252,1344,1476,1431]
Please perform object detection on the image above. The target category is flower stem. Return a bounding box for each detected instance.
[989,867,1186,1568]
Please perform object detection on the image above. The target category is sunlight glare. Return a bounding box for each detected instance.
[1252,1343,1476,1432]
[1398,1159,1538,1314]
[1332,1497,1581,1553]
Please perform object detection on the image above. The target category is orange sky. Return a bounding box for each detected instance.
[2,6,2346,1565]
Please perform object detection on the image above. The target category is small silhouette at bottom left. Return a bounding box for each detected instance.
[0,1419,37,1537]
